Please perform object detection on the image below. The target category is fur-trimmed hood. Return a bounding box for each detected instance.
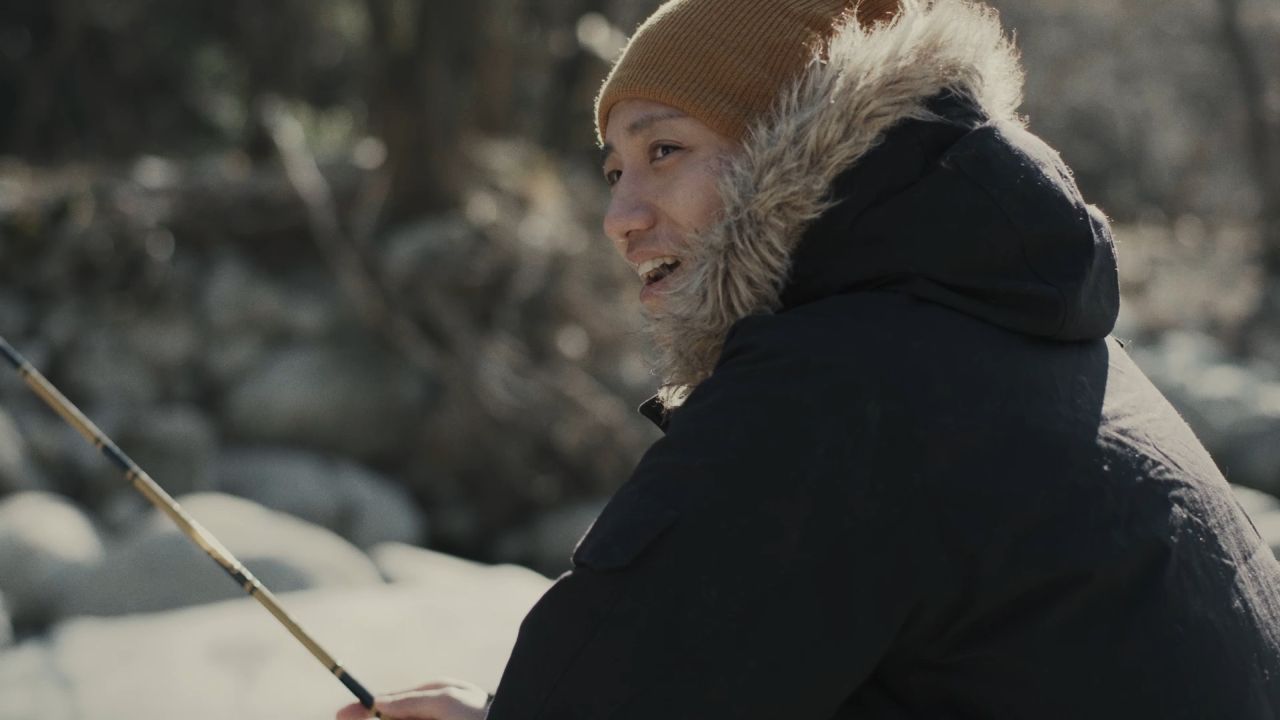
[643,0,1119,397]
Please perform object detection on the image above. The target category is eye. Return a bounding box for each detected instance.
[604,169,622,186]
[650,143,681,162]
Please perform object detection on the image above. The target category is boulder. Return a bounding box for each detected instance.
[112,404,218,498]
[125,313,202,376]
[0,407,46,494]
[61,328,160,413]
[0,290,29,339]
[202,254,337,341]
[14,407,112,501]
[0,492,106,627]
[1251,512,1280,559]
[493,499,607,577]
[0,556,551,720]
[370,541,547,589]
[0,594,12,649]
[1231,484,1280,519]
[215,447,426,549]
[0,640,74,720]
[221,346,430,460]
[59,493,383,618]
[1130,331,1280,493]
[334,461,427,549]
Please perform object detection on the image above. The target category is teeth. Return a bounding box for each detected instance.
[637,256,680,280]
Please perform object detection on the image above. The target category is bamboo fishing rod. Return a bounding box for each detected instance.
[0,335,391,719]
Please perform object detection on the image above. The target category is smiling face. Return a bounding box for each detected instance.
[601,99,741,309]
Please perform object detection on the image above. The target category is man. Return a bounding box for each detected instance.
[339,0,1280,718]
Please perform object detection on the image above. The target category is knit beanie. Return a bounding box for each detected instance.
[595,0,901,143]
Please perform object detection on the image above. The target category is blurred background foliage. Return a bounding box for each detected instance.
[0,0,1278,589]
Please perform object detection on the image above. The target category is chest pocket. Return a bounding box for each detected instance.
[572,483,680,572]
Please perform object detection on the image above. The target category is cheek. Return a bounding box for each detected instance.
[672,165,726,234]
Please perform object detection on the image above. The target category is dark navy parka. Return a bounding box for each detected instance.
[486,96,1280,719]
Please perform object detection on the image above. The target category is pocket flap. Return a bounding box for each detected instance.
[572,484,679,571]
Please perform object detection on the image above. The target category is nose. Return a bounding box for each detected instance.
[602,178,657,257]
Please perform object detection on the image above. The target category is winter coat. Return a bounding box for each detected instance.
[486,2,1280,718]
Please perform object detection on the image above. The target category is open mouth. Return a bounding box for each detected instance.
[638,256,682,287]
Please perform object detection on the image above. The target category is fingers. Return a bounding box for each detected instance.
[335,701,374,720]
[334,683,489,720]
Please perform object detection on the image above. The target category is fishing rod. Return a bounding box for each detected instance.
[0,335,391,719]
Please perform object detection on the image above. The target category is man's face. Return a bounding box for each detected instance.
[600,99,740,309]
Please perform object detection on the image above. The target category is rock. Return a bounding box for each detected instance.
[11,406,107,499]
[0,407,46,494]
[59,493,383,618]
[370,542,547,589]
[333,462,427,549]
[215,447,426,548]
[61,328,161,413]
[125,313,204,403]
[1232,484,1280,518]
[0,290,29,339]
[203,254,336,341]
[0,492,106,627]
[493,499,607,577]
[126,313,202,373]
[221,346,429,460]
[1130,331,1280,493]
[1251,512,1280,559]
[112,404,218,498]
[0,640,74,720]
[379,215,475,292]
[0,594,12,649]
[0,556,550,720]
[203,333,267,390]
[215,448,338,532]
[0,338,44,402]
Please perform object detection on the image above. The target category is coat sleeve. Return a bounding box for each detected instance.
[486,316,930,720]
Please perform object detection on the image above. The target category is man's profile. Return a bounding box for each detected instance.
[338,1,1280,718]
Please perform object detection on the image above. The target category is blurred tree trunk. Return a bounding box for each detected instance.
[365,0,486,225]
[1216,0,1280,276]
[472,0,520,134]
[535,0,609,153]
[8,0,84,157]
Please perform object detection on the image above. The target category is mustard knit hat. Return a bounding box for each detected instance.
[595,0,901,143]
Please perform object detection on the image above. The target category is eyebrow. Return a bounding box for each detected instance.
[599,109,688,168]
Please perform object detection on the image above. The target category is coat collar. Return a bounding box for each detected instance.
[639,0,1026,394]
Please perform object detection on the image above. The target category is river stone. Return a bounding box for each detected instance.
[126,313,202,373]
[0,593,12,649]
[0,407,45,494]
[0,556,551,720]
[370,542,547,589]
[215,447,426,548]
[1130,331,1280,492]
[203,254,336,340]
[0,290,29,338]
[59,493,383,618]
[1251,512,1280,559]
[0,640,75,720]
[0,492,105,627]
[222,346,428,460]
[61,329,160,413]
[493,499,607,577]
[112,404,218,498]
[1232,484,1280,519]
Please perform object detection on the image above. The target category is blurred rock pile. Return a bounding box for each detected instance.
[1,133,1280,718]
[0,540,551,720]
[0,141,658,622]
[1113,220,1280,497]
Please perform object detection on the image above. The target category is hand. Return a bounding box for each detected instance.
[335,678,491,720]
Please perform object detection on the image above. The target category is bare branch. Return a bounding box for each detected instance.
[259,96,446,373]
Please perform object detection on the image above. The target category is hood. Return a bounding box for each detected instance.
[643,0,1120,391]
